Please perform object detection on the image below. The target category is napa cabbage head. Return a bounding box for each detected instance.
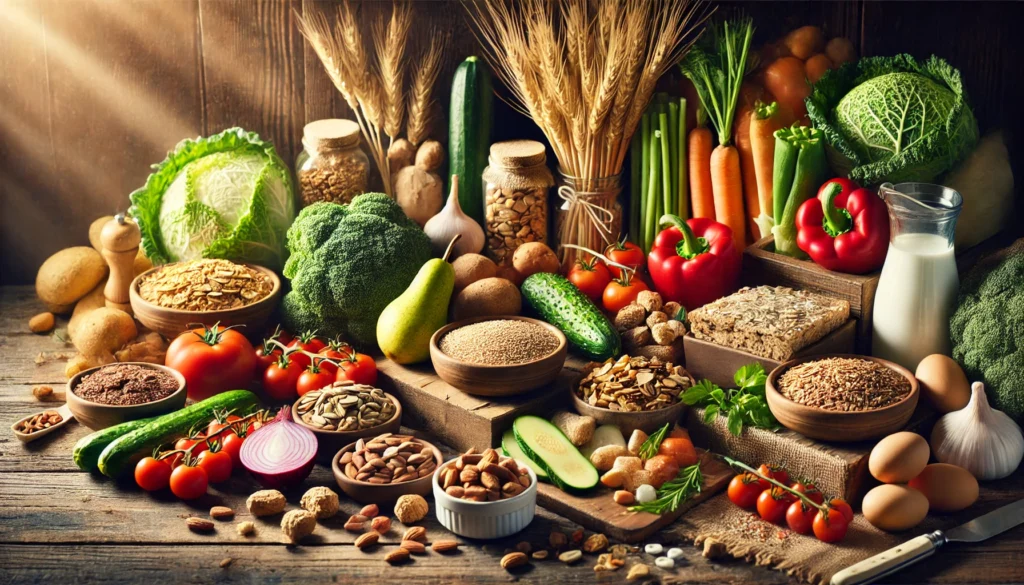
[129,127,296,270]
[807,54,978,184]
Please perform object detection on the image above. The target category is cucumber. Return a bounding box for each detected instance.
[449,56,492,226]
[97,390,259,477]
[521,273,621,360]
[513,415,598,491]
[73,416,161,473]
[501,428,548,481]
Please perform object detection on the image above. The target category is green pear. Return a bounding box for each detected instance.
[376,235,461,364]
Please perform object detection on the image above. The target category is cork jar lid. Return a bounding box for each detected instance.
[488,140,547,168]
[303,119,360,150]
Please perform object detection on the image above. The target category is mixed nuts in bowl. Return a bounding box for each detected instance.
[432,448,537,540]
[331,433,442,504]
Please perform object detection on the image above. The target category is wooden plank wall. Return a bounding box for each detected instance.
[1,0,1021,284]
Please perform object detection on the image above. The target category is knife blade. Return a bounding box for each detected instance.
[831,498,1024,585]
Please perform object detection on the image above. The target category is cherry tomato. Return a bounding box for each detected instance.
[255,345,282,379]
[605,241,645,279]
[658,437,698,467]
[163,451,185,469]
[727,473,765,510]
[757,463,790,486]
[790,481,825,505]
[602,276,648,313]
[757,487,794,524]
[337,351,378,386]
[166,324,257,401]
[135,456,172,492]
[196,449,233,484]
[287,331,326,369]
[175,435,209,457]
[827,498,855,523]
[567,257,611,302]
[296,361,336,396]
[786,501,818,535]
[207,414,242,437]
[317,341,350,375]
[813,507,850,543]
[169,464,209,500]
[263,353,304,402]
[221,432,245,468]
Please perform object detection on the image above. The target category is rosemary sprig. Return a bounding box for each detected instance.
[637,423,670,461]
[629,463,703,515]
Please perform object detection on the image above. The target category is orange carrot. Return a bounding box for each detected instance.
[710,145,746,253]
[688,126,714,220]
[733,105,760,242]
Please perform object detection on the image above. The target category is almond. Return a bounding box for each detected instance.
[402,526,426,542]
[210,506,235,520]
[432,539,459,553]
[583,533,609,553]
[400,540,426,554]
[186,517,215,533]
[515,541,532,554]
[370,516,392,533]
[344,519,365,532]
[384,548,411,564]
[500,551,529,570]
[349,514,369,523]
[359,504,379,518]
[354,531,380,549]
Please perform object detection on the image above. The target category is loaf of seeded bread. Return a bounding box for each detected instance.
[687,286,850,360]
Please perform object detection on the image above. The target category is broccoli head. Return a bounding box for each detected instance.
[950,242,1024,421]
[281,193,432,348]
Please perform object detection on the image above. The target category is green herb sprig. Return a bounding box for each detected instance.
[637,423,670,461]
[681,363,778,436]
[629,463,703,515]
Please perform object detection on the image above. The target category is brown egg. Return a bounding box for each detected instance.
[916,354,971,413]
[869,432,930,483]
[862,484,930,532]
[909,463,979,512]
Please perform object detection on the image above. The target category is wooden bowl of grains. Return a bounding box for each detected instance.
[429,316,567,397]
[66,362,187,430]
[129,259,281,340]
[766,354,919,442]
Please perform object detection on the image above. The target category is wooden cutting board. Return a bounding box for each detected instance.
[534,450,734,543]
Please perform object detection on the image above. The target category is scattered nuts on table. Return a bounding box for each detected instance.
[403,526,427,542]
[385,548,411,564]
[31,385,53,401]
[549,531,568,549]
[531,550,549,560]
[558,550,582,564]
[627,564,651,580]
[515,541,532,554]
[400,540,427,554]
[432,540,459,553]
[299,486,339,519]
[219,557,233,569]
[370,516,391,533]
[341,433,436,484]
[29,312,55,334]
[236,521,255,537]
[297,382,397,432]
[246,489,286,517]
[359,503,379,518]
[394,494,429,524]
[186,517,215,533]
[210,506,235,520]
[354,531,380,550]
[594,552,625,572]
[583,533,609,554]
[343,516,365,532]
[500,551,529,570]
[576,355,693,412]
[280,509,316,543]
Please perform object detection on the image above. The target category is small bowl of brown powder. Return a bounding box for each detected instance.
[765,354,919,443]
[429,317,567,397]
[67,362,187,430]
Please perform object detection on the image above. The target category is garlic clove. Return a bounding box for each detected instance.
[931,382,1024,480]
[423,175,485,259]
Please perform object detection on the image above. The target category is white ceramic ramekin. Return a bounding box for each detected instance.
[432,457,538,539]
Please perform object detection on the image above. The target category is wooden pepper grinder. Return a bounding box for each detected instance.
[101,213,141,314]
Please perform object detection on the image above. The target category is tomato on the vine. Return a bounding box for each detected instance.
[263,352,303,402]
[317,339,351,375]
[337,351,378,386]
[287,331,326,369]
[727,473,764,510]
[790,481,824,505]
[602,275,648,313]
[175,435,209,457]
[206,414,242,437]
[297,360,336,396]
[827,498,855,523]
[785,501,818,535]
[757,463,790,486]
[135,456,172,492]
[567,256,611,302]
[169,464,208,500]
[221,432,246,468]
[166,324,257,401]
[604,240,645,279]
[196,448,233,484]
[757,487,794,524]
[813,507,850,543]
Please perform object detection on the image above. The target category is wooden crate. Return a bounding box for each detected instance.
[743,236,880,353]
[682,319,858,388]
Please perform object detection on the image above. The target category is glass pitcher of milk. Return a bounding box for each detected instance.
[872,183,962,370]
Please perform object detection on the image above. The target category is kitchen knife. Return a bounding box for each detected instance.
[831,498,1024,585]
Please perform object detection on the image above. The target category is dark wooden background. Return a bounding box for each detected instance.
[1,0,1021,285]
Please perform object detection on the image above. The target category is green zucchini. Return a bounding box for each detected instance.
[449,56,492,226]
[521,273,621,360]
[501,428,548,481]
[513,415,598,491]
[97,390,259,477]
[73,415,161,473]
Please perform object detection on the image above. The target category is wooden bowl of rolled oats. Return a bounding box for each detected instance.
[130,259,281,340]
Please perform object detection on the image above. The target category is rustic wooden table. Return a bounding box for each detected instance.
[1,285,1021,584]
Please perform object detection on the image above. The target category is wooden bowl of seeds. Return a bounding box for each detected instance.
[293,382,402,460]
[429,316,567,397]
[129,259,281,340]
[766,354,919,442]
[331,433,442,504]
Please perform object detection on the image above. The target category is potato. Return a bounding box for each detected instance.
[89,216,115,252]
[784,25,825,60]
[393,166,443,226]
[73,307,137,358]
[805,53,833,84]
[495,264,522,286]
[452,254,497,291]
[36,247,109,311]
[415,140,445,172]
[68,281,107,341]
[450,277,522,321]
[388,138,416,170]
[825,37,856,66]
[512,242,559,278]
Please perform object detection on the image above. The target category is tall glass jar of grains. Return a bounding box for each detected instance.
[295,119,369,207]
[481,140,554,266]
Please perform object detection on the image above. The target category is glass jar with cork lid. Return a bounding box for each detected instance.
[296,119,369,207]
[481,140,554,266]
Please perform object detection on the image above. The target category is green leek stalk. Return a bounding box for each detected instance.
[677,98,689,219]
[644,130,662,252]
[770,126,828,258]
[659,113,672,230]
[630,120,642,240]
[641,113,652,246]
[668,101,680,218]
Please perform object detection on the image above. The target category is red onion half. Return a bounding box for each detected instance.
[240,406,317,489]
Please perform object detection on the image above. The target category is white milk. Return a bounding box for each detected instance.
[872,233,959,370]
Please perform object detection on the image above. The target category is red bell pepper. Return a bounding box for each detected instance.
[795,179,889,274]
[647,215,741,311]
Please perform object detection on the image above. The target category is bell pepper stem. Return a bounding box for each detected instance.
[659,214,709,259]
[821,182,851,236]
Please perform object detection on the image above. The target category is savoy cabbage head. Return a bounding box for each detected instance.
[129,127,296,270]
[806,54,978,184]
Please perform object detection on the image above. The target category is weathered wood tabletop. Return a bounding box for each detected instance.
[1,285,1022,584]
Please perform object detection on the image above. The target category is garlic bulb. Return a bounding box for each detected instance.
[423,175,485,259]
[931,382,1024,480]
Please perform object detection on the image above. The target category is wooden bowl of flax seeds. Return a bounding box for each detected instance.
[429,316,567,397]
[130,259,281,340]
